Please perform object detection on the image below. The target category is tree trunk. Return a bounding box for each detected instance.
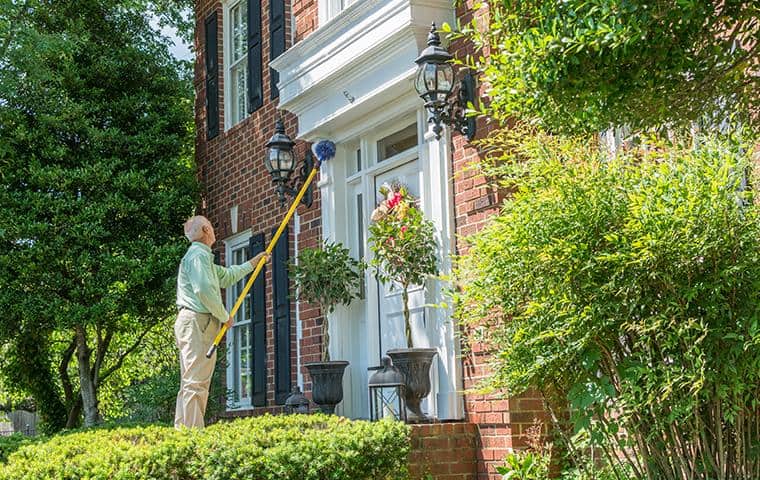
[321,304,330,362]
[65,397,82,429]
[402,285,412,348]
[75,325,100,427]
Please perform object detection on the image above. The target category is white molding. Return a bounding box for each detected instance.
[270,0,454,138]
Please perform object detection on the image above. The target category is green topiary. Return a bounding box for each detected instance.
[291,241,366,362]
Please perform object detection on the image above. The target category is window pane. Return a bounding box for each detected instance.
[231,1,248,63]
[237,325,251,401]
[377,123,417,161]
[231,64,248,125]
[228,244,252,405]
[356,193,365,298]
[228,0,248,127]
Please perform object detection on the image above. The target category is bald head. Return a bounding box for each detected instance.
[184,216,212,243]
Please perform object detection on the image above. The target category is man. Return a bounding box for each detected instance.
[174,215,269,428]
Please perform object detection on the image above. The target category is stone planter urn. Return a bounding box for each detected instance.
[304,361,349,414]
[387,348,437,422]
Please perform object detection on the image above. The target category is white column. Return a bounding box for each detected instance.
[422,114,465,421]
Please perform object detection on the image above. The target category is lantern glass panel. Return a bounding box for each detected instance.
[437,63,454,98]
[414,63,429,96]
[278,149,294,173]
[369,384,406,422]
[424,63,438,95]
[265,148,279,175]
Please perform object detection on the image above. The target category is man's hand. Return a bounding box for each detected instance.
[225,316,235,329]
[249,251,270,268]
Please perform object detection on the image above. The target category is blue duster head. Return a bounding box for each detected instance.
[312,140,336,164]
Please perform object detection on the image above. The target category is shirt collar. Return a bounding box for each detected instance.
[191,241,212,254]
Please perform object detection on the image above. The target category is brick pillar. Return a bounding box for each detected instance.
[408,423,478,480]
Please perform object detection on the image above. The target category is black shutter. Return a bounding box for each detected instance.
[272,226,291,404]
[250,233,267,407]
[204,12,219,139]
[247,0,263,113]
[269,0,286,99]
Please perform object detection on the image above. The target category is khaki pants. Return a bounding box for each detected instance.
[174,309,219,429]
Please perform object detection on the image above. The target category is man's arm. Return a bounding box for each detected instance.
[215,251,269,289]
[214,262,254,289]
[188,256,229,323]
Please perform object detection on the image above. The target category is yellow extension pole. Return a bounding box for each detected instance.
[205,164,321,358]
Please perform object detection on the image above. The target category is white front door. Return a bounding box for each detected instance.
[320,108,463,421]
[373,159,424,355]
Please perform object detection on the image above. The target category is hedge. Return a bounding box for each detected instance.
[0,434,38,463]
[0,414,411,480]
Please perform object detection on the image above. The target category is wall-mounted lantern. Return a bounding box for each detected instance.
[265,117,314,207]
[414,22,476,141]
[368,356,407,422]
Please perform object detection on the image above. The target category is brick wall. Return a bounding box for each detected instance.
[193,0,549,477]
[194,0,324,412]
[409,423,478,480]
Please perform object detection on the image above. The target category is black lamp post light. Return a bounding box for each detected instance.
[368,356,408,422]
[414,22,477,141]
[284,385,310,414]
[265,117,314,207]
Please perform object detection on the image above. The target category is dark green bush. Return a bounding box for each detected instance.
[0,434,39,463]
[0,414,410,480]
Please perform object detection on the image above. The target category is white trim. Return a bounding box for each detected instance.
[270,0,454,138]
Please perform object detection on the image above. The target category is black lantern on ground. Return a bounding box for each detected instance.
[368,356,407,422]
[284,385,310,414]
[265,117,314,207]
[414,22,477,141]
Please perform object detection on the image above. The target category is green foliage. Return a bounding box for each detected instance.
[0,415,411,480]
[454,129,760,478]
[291,241,365,361]
[0,434,40,464]
[292,241,365,315]
[453,1,759,134]
[495,451,549,480]
[0,0,197,429]
[369,184,438,347]
[116,343,228,424]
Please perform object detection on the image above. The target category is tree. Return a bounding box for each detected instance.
[454,1,759,134]
[0,0,197,429]
[454,130,760,478]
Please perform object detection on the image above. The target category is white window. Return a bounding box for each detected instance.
[225,233,252,408]
[224,0,248,129]
[320,0,357,25]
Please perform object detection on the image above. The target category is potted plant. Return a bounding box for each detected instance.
[368,182,439,421]
[291,241,365,413]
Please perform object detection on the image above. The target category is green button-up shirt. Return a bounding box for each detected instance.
[176,242,254,322]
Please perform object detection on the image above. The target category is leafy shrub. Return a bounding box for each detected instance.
[0,434,39,463]
[451,1,758,134]
[496,451,549,480]
[455,129,760,479]
[0,414,410,480]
